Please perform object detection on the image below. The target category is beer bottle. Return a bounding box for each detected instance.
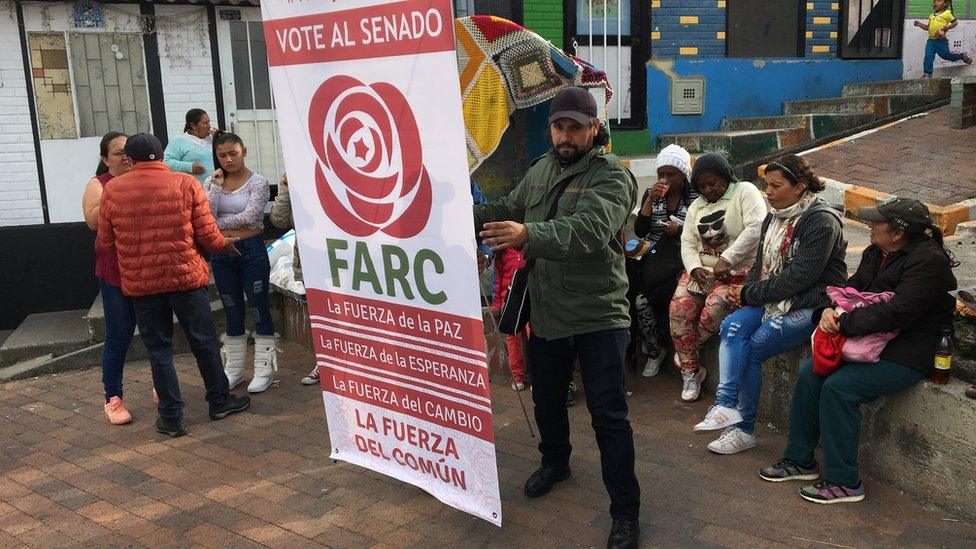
[932,326,953,385]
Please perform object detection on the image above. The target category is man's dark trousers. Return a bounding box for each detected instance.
[132,287,230,422]
[528,328,640,520]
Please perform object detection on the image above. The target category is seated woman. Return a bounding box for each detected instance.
[670,153,767,402]
[759,197,957,504]
[631,144,698,377]
[693,155,848,454]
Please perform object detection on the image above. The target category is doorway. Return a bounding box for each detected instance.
[564,0,648,129]
[215,7,284,185]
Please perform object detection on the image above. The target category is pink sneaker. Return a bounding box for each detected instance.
[104,397,133,425]
[964,53,973,65]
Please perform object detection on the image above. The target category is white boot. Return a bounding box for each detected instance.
[248,334,280,393]
[221,333,248,390]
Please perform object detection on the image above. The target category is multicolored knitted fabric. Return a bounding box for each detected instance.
[455,16,612,173]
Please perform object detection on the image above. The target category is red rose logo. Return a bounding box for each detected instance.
[308,75,432,238]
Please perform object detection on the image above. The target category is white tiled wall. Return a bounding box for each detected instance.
[156,4,218,139]
[0,1,44,226]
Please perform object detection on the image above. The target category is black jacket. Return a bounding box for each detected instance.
[741,199,848,312]
[838,237,957,374]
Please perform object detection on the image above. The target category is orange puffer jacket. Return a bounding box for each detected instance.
[98,161,227,297]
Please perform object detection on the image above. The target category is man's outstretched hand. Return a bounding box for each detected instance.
[479,221,528,252]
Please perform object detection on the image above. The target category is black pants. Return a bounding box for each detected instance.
[528,328,640,520]
[132,288,230,422]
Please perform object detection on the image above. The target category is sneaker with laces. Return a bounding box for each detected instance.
[798,480,865,504]
[209,394,251,420]
[759,458,820,482]
[693,404,743,432]
[104,396,133,425]
[301,366,320,386]
[680,367,706,402]
[641,352,664,378]
[707,426,756,454]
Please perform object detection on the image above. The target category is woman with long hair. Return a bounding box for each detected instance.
[81,132,138,425]
[205,132,277,394]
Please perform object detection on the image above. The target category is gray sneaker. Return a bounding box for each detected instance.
[759,458,820,482]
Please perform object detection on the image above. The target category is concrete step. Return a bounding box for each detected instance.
[0,310,92,367]
[2,298,229,381]
[783,93,944,117]
[86,282,222,344]
[721,113,875,139]
[842,77,951,99]
[658,128,810,165]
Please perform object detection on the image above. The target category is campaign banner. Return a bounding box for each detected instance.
[260,0,501,525]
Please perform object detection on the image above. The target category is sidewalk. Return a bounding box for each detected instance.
[2,343,975,548]
[803,106,976,207]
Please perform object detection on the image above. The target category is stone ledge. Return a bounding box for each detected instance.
[758,346,976,523]
[843,184,973,236]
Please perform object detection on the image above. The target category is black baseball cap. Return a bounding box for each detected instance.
[858,197,932,232]
[548,86,598,125]
[123,133,164,162]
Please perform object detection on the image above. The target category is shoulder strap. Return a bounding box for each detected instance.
[543,176,576,222]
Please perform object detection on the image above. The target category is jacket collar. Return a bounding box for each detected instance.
[130,161,171,173]
[547,147,600,184]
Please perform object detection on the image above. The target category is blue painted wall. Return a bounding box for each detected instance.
[646,57,903,146]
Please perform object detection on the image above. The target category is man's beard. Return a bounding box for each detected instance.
[555,143,588,165]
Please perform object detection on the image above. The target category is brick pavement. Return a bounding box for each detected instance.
[2,342,976,548]
[804,107,976,206]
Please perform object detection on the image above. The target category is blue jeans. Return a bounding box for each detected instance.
[715,306,816,434]
[924,38,966,75]
[132,288,231,422]
[528,328,640,520]
[211,234,274,337]
[99,279,137,401]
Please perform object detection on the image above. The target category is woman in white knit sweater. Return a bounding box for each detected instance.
[668,152,767,403]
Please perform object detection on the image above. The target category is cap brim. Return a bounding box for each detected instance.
[857,206,888,223]
[548,111,595,125]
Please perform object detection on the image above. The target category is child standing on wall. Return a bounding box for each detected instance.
[915,0,973,77]
[492,247,529,391]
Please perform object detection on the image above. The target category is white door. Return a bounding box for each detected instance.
[215,7,284,184]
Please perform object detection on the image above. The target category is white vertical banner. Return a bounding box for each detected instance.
[260,0,501,525]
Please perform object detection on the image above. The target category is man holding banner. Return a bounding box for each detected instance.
[476,87,641,549]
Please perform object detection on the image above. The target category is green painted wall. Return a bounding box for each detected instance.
[523,0,563,45]
[908,0,974,19]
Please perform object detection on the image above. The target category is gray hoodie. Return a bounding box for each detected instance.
[740,198,848,311]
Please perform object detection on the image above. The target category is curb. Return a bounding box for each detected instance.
[823,178,973,236]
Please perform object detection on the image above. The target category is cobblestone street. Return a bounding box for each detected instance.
[2,343,975,548]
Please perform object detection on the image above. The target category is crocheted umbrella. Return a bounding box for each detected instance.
[455,16,612,174]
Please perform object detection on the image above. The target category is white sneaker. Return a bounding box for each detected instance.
[707,426,756,455]
[694,405,743,432]
[680,367,706,402]
[642,353,665,377]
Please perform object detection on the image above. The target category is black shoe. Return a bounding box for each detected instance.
[155,417,186,438]
[566,382,577,407]
[209,394,251,420]
[607,519,640,549]
[524,465,571,498]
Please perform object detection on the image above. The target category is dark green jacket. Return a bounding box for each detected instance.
[474,148,637,339]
